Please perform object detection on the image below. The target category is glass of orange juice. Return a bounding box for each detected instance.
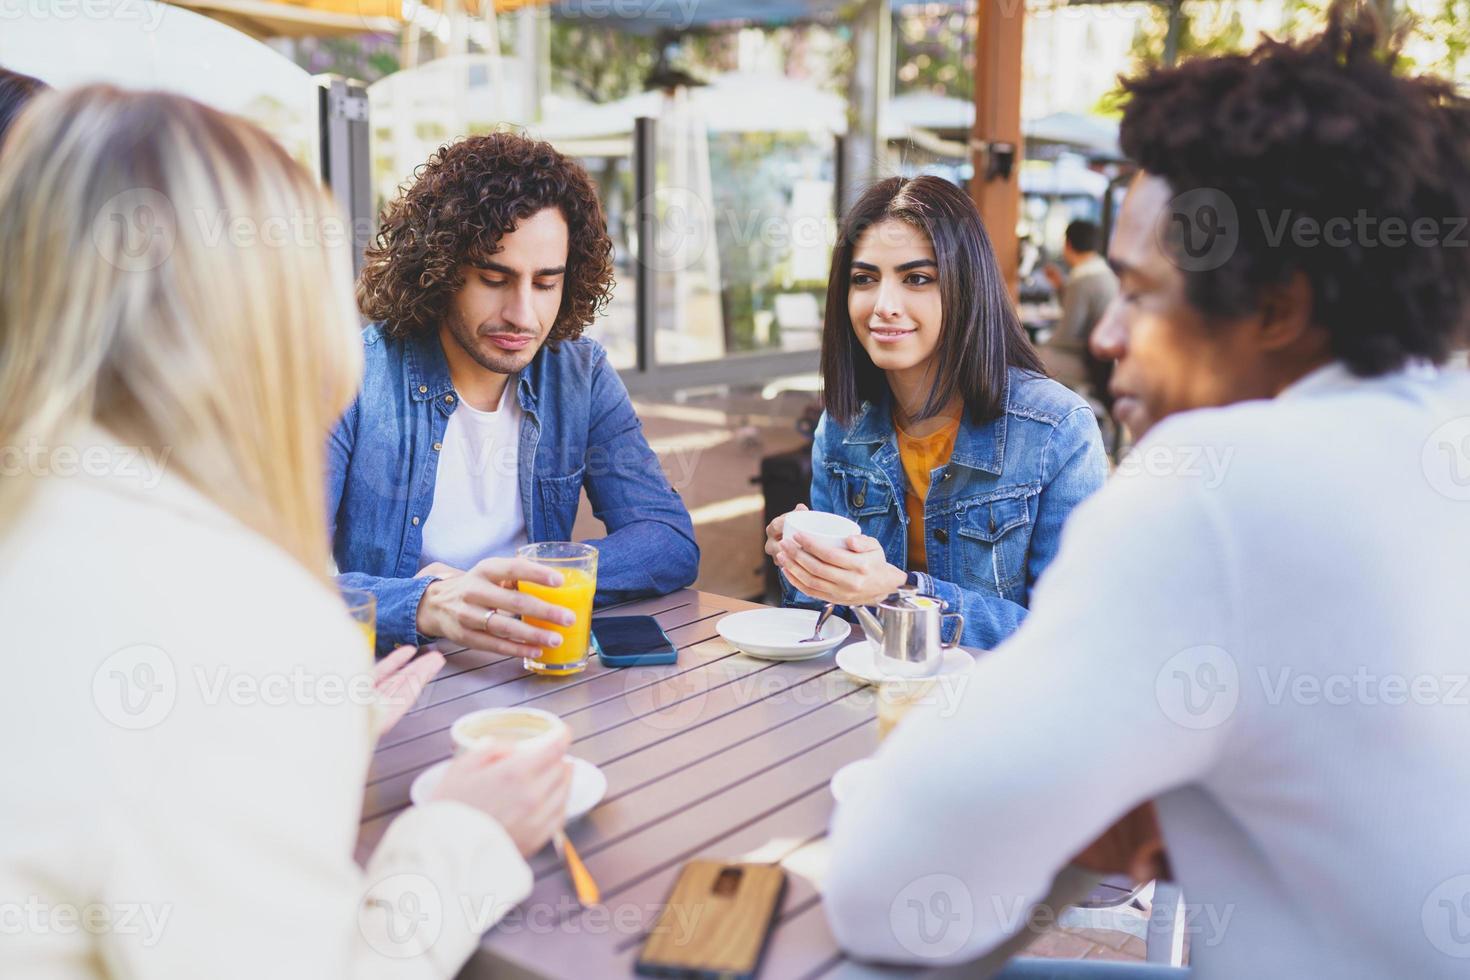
[516,542,598,676]
[340,586,376,655]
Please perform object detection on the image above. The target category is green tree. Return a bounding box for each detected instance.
[894,5,975,99]
[290,35,400,83]
[1125,1,1247,72]
[549,23,658,103]
[1284,0,1470,79]
[1095,0,1469,114]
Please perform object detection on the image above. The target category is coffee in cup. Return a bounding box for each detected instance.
[450,706,567,755]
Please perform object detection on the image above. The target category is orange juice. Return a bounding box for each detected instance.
[340,587,376,655]
[519,567,596,674]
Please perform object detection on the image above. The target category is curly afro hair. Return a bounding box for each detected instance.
[357,131,614,346]
[1119,2,1470,375]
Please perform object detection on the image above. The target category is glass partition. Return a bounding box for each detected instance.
[575,152,639,371]
[358,59,833,388]
[367,54,533,213]
[706,130,836,360]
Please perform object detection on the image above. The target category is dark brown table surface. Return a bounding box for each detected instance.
[356,589,1085,980]
[355,587,905,979]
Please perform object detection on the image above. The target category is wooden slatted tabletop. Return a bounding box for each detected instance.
[356,589,1083,979]
[356,588,907,979]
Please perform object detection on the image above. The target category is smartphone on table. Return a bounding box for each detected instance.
[636,861,787,980]
[591,615,678,667]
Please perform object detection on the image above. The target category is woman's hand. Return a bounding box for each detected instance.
[430,729,574,858]
[372,644,445,735]
[775,529,906,607]
[414,556,576,657]
[764,504,808,562]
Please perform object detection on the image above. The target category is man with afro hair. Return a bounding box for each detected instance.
[824,5,1470,977]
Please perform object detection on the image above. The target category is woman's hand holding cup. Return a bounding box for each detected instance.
[769,507,906,607]
[430,728,573,857]
[764,503,809,562]
[777,530,906,607]
[432,708,574,857]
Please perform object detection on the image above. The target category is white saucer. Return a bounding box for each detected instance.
[835,639,976,686]
[410,755,607,820]
[830,758,879,804]
[716,608,851,661]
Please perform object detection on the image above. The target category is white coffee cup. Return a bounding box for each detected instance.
[784,509,862,551]
[450,706,568,756]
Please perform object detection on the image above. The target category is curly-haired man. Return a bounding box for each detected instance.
[825,6,1470,977]
[328,132,698,657]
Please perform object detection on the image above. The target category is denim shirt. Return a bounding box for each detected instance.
[782,368,1106,649]
[328,324,699,653]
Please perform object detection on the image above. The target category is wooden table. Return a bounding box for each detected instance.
[356,589,1084,980]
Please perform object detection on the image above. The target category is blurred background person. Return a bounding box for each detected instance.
[1043,219,1120,414]
[0,86,569,978]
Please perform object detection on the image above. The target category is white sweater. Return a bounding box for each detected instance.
[0,426,530,979]
[825,363,1470,978]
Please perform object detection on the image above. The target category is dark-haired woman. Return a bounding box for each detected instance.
[766,176,1106,649]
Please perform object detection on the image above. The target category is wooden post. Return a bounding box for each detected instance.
[970,0,1025,298]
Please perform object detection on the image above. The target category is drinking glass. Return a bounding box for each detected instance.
[516,542,598,676]
[340,586,376,655]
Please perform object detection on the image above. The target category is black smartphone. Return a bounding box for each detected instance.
[591,615,678,667]
[636,861,788,980]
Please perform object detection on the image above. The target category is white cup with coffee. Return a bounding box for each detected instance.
[450,706,568,756]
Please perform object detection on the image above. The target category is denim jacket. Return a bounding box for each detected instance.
[328,324,699,653]
[783,368,1106,649]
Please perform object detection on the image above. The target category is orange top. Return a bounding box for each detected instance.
[896,417,961,573]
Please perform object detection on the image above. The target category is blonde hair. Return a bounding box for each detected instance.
[0,86,363,574]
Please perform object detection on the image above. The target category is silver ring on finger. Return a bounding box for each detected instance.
[483,608,498,634]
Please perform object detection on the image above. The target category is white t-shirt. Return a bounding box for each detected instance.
[419,384,528,572]
[823,362,1470,978]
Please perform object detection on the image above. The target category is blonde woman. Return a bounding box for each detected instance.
[0,86,569,977]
